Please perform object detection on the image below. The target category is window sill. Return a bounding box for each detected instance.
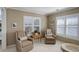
[56,33,79,41]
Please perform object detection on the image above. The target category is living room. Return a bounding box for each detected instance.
[0,7,79,52]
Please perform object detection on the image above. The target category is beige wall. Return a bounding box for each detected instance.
[47,7,79,44]
[6,8,47,45]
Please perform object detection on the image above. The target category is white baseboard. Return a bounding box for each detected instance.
[7,44,16,48]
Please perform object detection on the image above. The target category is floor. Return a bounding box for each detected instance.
[31,40,63,52]
[0,45,2,49]
[0,40,2,49]
[0,39,64,52]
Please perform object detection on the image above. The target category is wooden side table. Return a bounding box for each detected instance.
[32,32,42,42]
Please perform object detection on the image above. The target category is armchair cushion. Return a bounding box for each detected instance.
[19,36,28,41]
[22,40,32,48]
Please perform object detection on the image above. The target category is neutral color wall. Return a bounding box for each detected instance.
[6,8,47,45]
[47,8,79,44]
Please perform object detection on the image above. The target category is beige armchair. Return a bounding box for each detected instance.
[16,31,33,52]
[45,29,56,44]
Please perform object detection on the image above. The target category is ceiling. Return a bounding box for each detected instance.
[9,7,73,15]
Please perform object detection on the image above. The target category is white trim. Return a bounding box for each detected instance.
[7,44,16,48]
[78,15,79,38]
[23,16,25,31]
[1,8,6,49]
[64,16,66,40]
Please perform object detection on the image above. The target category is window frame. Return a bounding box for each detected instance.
[23,16,41,35]
[56,13,79,40]
[56,16,66,35]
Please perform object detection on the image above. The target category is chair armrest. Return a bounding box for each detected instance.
[16,38,22,49]
[52,35,56,38]
[28,37,33,41]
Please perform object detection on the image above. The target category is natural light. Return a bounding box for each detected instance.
[56,14,79,40]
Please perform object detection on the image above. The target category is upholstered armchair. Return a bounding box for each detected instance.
[16,31,33,52]
[45,29,56,44]
[45,29,56,37]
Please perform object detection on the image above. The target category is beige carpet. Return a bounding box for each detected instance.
[31,40,63,52]
[0,40,64,52]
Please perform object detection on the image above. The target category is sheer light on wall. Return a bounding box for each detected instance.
[0,8,2,20]
[56,14,79,40]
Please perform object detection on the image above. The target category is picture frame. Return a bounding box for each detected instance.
[12,23,17,29]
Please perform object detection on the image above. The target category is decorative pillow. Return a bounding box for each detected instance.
[19,36,28,41]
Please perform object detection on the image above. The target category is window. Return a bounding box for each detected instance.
[56,17,65,35]
[0,8,2,34]
[66,16,78,37]
[34,19,39,25]
[34,17,41,32]
[56,14,79,40]
[0,8,2,20]
[24,16,41,36]
[24,16,33,35]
